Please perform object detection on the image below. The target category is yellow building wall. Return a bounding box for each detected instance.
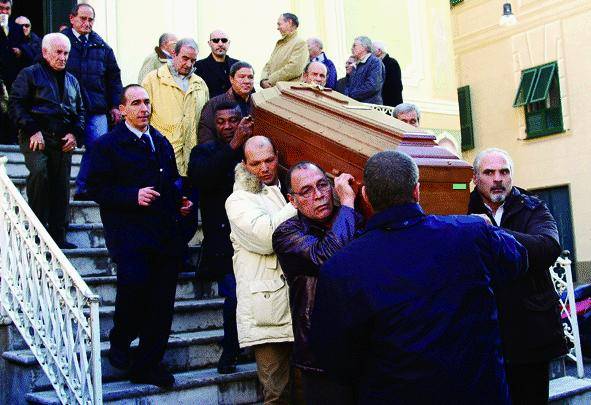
[451,0,591,275]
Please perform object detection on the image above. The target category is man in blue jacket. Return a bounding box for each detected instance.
[311,150,528,404]
[63,3,123,199]
[346,36,385,104]
[86,84,193,388]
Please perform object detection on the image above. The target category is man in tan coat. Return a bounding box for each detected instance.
[142,38,209,177]
[260,13,308,89]
[226,136,297,404]
[137,32,177,84]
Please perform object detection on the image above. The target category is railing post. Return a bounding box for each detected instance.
[90,300,103,405]
[0,156,11,326]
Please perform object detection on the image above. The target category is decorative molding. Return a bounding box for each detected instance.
[407,98,460,116]
[402,0,426,87]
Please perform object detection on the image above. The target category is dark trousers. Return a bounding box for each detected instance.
[301,369,355,405]
[19,135,72,243]
[218,273,240,358]
[505,361,550,405]
[109,251,181,371]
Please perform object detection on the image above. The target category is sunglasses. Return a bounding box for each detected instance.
[19,24,31,28]
[211,38,228,44]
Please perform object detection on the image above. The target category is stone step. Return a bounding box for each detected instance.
[84,272,219,306]
[4,156,81,178]
[549,376,591,404]
[97,298,224,341]
[25,363,262,405]
[0,144,84,164]
[3,329,244,392]
[11,177,77,197]
[68,200,101,224]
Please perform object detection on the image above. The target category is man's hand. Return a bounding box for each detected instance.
[229,116,253,150]
[180,196,193,216]
[61,133,77,152]
[12,48,22,58]
[472,213,493,226]
[138,186,160,206]
[260,80,272,89]
[334,173,356,208]
[29,132,45,151]
[110,108,122,124]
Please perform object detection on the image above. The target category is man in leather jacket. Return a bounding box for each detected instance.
[468,147,567,404]
[273,162,363,404]
[9,32,84,248]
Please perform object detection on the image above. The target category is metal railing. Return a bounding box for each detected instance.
[550,251,585,378]
[0,157,103,404]
[364,103,396,117]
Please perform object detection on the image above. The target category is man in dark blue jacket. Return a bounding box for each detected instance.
[63,3,123,199]
[346,36,385,104]
[188,102,252,374]
[311,150,528,404]
[86,84,193,388]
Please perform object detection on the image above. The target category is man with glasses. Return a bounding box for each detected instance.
[335,56,356,95]
[273,162,363,404]
[195,30,238,97]
[15,16,41,67]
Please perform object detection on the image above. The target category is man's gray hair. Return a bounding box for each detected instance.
[42,33,71,51]
[308,37,323,50]
[373,40,386,53]
[364,150,419,212]
[0,0,13,6]
[473,148,514,175]
[158,33,175,48]
[354,36,373,53]
[174,38,198,55]
[393,103,421,123]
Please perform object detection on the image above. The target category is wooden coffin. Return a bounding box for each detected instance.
[251,82,473,215]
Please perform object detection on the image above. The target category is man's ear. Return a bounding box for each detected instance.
[287,193,298,209]
[413,182,420,203]
[361,185,372,209]
[118,104,125,117]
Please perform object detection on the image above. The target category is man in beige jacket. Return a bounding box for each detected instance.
[137,32,177,84]
[142,38,209,177]
[225,136,297,404]
[260,13,308,89]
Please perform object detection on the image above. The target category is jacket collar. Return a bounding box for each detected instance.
[468,187,541,218]
[278,30,297,44]
[365,203,425,232]
[233,162,282,194]
[154,46,170,61]
[156,63,204,92]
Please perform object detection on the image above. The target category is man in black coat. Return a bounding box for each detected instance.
[15,16,41,66]
[373,41,403,107]
[9,32,84,249]
[86,84,193,388]
[188,102,252,373]
[194,30,239,98]
[468,147,567,404]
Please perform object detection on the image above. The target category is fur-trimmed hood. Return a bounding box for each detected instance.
[233,162,264,194]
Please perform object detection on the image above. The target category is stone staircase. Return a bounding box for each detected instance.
[0,145,262,404]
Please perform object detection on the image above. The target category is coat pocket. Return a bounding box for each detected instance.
[249,278,291,327]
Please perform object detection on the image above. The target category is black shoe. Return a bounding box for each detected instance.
[108,346,131,370]
[217,350,238,374]
[57,240,77,249]
[130,365,175,389]
[73,191,91,201]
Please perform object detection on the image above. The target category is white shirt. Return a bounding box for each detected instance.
[72,29,88,43]
[484,202,504,226]
[125,122,154,151]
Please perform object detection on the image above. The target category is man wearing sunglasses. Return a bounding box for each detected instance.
[272,162,362,404]
[195,30,238,98]
[15,16,40,68]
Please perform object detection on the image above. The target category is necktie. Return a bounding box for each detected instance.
[140,133,154,153]
[79,35,87,46]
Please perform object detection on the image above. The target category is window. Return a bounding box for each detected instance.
[457,86,474,151]
[513,62,564,139]
[450,0,464,6]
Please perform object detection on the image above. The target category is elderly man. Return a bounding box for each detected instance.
[137,32,177,83]
[346,36,385,104]
[335,56,355,95]
[15,16,40,67]
[468,148,566,404]
[63,3,123,199]
[188,102,253,374]
[311,150,528,403]
[260,13,308,89]
[393,102,420,127]
[273,162,363,404]
[373,41,403,107]
[195,30,239,98]
[142,38,209,177]
[9,33,84,249]
[86,84,193,388]
[225,136,297,403]
[198,61,254,145]
[307,37,337,89]
[301,61,327,87]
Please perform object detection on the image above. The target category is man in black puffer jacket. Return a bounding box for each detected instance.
[469,147,567,405]
[9,32,84,249]
[62,3,122,199]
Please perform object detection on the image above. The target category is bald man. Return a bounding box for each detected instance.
[302,61,328,87]
[195,29,239,97]
[14,16,40,67]
[225,136,297,403]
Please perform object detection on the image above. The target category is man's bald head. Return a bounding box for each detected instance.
[244,136,279,186]
[302,61,328,86]
[208,29,230,61]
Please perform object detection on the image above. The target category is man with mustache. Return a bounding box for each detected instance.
[469,147,566,404]
[272,162,363,404]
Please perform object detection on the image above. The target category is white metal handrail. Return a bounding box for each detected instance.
[364,103,396,117]
[0,157,102,404]
[550,251,585,378]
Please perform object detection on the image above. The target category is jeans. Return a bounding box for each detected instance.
[75,114,108,193]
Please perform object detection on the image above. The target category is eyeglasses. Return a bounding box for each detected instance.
[291,179,331,199]
[18,23,31,28]
[211,38,228,43]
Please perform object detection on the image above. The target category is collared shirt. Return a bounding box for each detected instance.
[167,60,194,93]
[71,29,88,43]
[484,202,505,226]
[125,121,154,151]
[358,52,371,64]
[312,52,326,63]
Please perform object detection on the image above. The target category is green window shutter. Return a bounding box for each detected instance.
[530,62,557,103]
[513,68,538,107]
[450,0,463,6]
[457,86,474,151]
